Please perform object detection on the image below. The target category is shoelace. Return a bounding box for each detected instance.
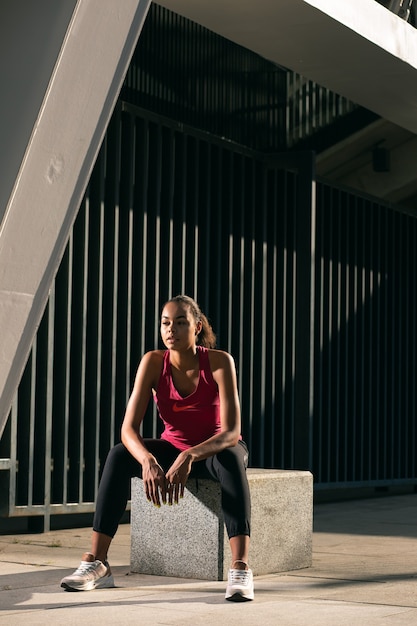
[73,560,101,576]
[230,569,250,585]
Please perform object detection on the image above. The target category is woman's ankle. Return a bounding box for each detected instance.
[91,530,112,563]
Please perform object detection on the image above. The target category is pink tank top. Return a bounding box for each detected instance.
[153,346,221,450]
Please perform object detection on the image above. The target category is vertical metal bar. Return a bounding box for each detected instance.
[153,122,162,347]
[368,201,375,479]
[180,135,187,293]
[382,206,389,480]
[8,395,18,513]
[227,152,234,354]
[352,196,358,480]
[192,139,200,299]
[63,232,73,504]
[372,201,378,480]
[79,197,90,502]
[396,212,403,478]
[309,172,317,472]
[293,152,315,470]
[166,128,175,300]
[290,172,297,467]
[235,152,244,410]
[249,161,256,457]
[213,146,224,337]
[28,337,37,507]
[326,189,333,481]
[267,169,277,466]
[401,215,407,478]
[411,218,417,476]
[359,197,365,481]
[140,119,150,353]
[94,161,106,494]
[390,212,396,479]
[343,193,350,482]
[125,116,134,404]
[317,187,325,483]
[259,163,268,466]
[109,204,120,446]
[43,282,55,530]
[280,170,288,465]
[248,157,259,462]
[335,194,342,482]
[199,140,211,309]
[110,132,121,449]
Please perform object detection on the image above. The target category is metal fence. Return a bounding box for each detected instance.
[1,102,416,527]
[285,74,357,148]
[313,185,417,487]
[2,4,417,527]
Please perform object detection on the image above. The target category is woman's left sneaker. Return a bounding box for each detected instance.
[60,552,114,591]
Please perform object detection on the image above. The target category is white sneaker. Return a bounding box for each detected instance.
[60,552,114,591]
[225,567,254,601]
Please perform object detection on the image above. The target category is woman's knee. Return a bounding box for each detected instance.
[216,443,248,470]
[101,442,139,481]
[104,443,129,467]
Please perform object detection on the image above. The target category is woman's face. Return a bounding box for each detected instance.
[160,301,201,351]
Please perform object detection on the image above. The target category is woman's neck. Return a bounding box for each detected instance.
[169,347,200,397]
[169,346,199,370]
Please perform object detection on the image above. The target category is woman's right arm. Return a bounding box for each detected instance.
[121,350,167,505]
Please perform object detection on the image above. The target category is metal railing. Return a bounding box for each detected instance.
[313,184,417,487]
[1,104,416,527]
[285,73,357,148]
[2,4,417,528]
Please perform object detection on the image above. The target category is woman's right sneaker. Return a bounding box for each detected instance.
[225,567,254,601]
[60,552,114,591]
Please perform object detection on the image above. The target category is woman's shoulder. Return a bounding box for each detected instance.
[136,350,166,388]
[148,349,166,357]
[139,349,166,371]
[206,348,236,371]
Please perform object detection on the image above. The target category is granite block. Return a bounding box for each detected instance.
[130,468,313,580]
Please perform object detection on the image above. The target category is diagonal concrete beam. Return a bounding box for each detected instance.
[0,0,151,435]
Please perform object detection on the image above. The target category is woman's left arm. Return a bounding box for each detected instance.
[199,349,241,454]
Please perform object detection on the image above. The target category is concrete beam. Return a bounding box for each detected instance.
[0,1,79,226]
[0,0,151,435]
[157,0,417,133]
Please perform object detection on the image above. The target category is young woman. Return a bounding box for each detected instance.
[60,295,253,601]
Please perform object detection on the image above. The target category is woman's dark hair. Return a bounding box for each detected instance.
[165,295,217,349]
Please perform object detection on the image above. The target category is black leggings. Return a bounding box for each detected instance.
[93,439,251,540]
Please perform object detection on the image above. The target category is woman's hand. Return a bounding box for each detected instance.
[165,452,194,505]
[142,459,169,507]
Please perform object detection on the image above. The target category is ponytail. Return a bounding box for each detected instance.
[197,312,217,349]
